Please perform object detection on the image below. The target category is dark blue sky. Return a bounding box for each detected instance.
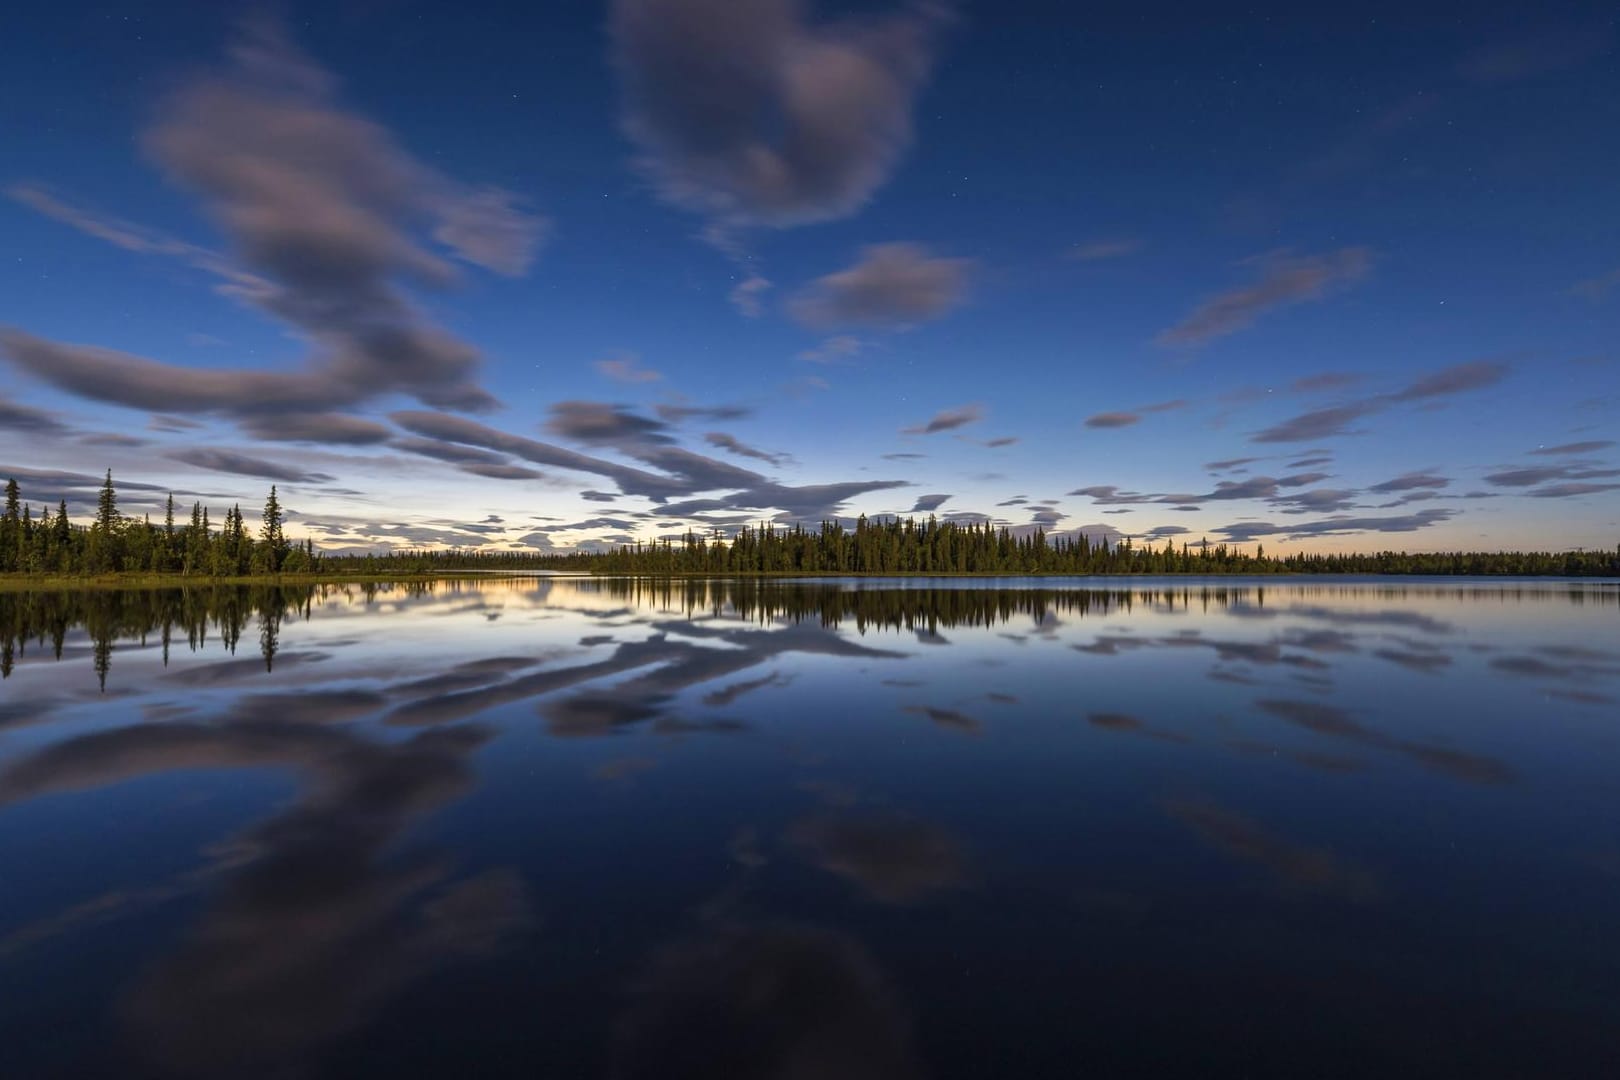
[2,1,1617,552]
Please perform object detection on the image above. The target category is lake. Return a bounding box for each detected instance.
[2,576,1618,1078]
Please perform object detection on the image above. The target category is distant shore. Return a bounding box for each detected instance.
[3,568,1617,592]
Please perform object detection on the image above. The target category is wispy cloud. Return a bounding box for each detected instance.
[789,243,972,330]
[167,448,335,484]
[1158,247,1372,347]
[1252,360,1508,443]
[1214,509,1454,542]
[902,404,982,436]
[4,20,548,424]
[1367,471,1449,493]
[1084,399,1187,430]
[1528,440,1616,456]
[595,355,663,384]
[797,335,866,364]
[705,432,790,467]
[0,395,68,434]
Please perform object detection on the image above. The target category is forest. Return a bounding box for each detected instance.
[1,473,311,577]
[4,473,1619,579]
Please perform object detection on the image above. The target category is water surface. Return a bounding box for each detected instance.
[2,576,1619,1078]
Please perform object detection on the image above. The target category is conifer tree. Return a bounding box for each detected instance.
[260,486,287,573]
[0,478,19,572]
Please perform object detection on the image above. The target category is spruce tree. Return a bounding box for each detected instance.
[96,471,117,534]
[0,478,18,572]
[260,486,287,573]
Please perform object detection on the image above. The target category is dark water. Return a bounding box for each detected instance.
[2,576,1619,1078]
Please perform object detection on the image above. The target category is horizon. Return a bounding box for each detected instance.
[2,3,1617,557]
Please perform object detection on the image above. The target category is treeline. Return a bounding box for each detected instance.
[1,473,312,576]
[7,475,1618,579]
[533,517,1620,577]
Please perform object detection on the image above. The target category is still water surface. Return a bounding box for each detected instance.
[2,576,1618,1078]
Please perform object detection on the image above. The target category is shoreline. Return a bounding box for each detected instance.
[3,569,1617,591]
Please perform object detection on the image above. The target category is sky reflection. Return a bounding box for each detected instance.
[1,576,1618,1077]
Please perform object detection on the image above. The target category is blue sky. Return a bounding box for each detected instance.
[1,0,1617,554]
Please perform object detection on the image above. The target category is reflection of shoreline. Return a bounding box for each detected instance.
[4,576,1616,689]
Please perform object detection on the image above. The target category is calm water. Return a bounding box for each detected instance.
[2,576,1618,1078]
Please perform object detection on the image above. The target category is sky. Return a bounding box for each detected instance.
[1,0,1617,556]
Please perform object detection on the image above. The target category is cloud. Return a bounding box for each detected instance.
[391,410,903,520]
[80,433,149,449]
[1206,456,1263,472]
[1252,401,1386,442]
[1368,471,1449,493]
[797,335,865,364]
[1083,399,1185,430]
[150,414,207,433]
[1484,464,1620,487]
[1066,485,1155,505]
[727,272,772,317]
[610,0,950,228]
[1528,440,1615,456]
[654,402,753,423]
[238,413,393,445]
[1524,483,1620,499]
[545,400,674,447]
[1269,488,1359,513]
[882,452,925,461]
[909,493,950,513]
[429,186,546,276]
[1066,238,1140,261]
[0,395,68,434]
[391,437,511,467]
[901,403,981,436]
[1252,360,1508,443]
[166,448,335,484]
[1213,509,1454,542]
[784,374,831,398]
[982,436,1018,447]
[705,432,789,467]
[1157,247,1372,346]
[1386,360,1509,402]
[595,355,664,384]
[5,21,548,424]
[789,243,971,329]
[458,463,546,481]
